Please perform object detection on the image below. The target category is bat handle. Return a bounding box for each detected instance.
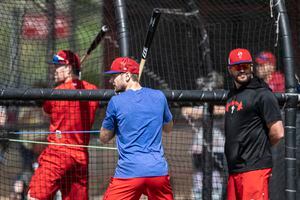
[101,25,109,32]
[138,59,146,82]
[79,54,89,80]
[80,54,89,65]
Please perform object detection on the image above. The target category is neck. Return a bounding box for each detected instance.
[64,74,78,83]
[234,81,242,89]
[126,81,142,91]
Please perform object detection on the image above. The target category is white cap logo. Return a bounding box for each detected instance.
[120,60,127,70]
[238,51,243,59]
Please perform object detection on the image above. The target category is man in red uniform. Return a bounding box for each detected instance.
[27,50,99,200]
[255,51,285,92]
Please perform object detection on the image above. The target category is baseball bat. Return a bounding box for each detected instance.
[80,25,109,65]
[138,9,161,81]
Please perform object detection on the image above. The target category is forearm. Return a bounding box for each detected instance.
[163,121,173,133]
[100,127,115,144]
[268,120,284,146]
[269,134,283,146]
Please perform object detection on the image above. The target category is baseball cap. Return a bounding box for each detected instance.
[52,50,80,69]
[228,48,253,66]
[255,51,276,66]
[105,57,139,74]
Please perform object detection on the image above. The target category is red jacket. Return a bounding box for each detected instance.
[267,71,285,92]
[43,79,98,148]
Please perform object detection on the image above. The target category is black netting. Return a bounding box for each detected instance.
[0,0,299,199]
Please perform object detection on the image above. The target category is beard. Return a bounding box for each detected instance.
[114,85,126,93]
[115,88,125,93]
[234,72,252,86]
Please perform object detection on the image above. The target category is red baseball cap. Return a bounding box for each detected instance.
[105,57,139,74]
[52,50,80,69]
[255,51,276,66]
[228,48,253,66]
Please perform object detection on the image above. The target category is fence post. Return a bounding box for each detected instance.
[275,1,297,200]
[114,0,129,57]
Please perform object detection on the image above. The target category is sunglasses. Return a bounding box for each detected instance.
[52,54,68,65]
[229,63,252,71]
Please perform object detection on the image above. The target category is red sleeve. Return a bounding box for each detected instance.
[43,101,52,114]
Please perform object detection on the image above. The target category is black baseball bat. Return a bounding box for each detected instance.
[138,9,161,81]
[80,25,109,65]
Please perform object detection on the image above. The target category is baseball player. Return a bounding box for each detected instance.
[255,51,285,92]
[225,48,284,200]
[100,57,174,200]
[27,50,99,200]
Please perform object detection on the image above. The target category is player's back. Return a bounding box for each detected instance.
[110,87,169,178]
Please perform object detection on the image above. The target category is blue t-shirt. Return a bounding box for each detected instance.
[102,87,172,178]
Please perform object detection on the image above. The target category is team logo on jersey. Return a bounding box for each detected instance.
[226,100,243,114]
[55,130,62,139]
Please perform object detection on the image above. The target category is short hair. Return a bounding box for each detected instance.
[131,74,139,82]
[72,67,80,76]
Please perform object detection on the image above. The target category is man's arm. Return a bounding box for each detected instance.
[181,105,225,120]
[100,127,115,144]
[163,120,173,133]
[267,120,284,146]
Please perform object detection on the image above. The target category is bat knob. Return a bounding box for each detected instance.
[153,8,161,14]
[101,25,109,32]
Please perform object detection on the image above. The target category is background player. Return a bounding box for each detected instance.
[255,51,285,92]
[27,50,99,200]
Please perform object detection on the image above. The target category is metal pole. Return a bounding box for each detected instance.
[46,0,56,86]
[187,1,214,199]
[114,0,129,57]
[275,1,297,200]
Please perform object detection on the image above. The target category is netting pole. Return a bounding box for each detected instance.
[114,0,129,57]
[187,1,214,199]
[8,8,22,88]
[275,1,297,200]
[46,0,56,87]
[69,0,77,51]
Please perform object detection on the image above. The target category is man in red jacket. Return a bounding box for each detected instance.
[27,50,98,200]
[255,51,285,92]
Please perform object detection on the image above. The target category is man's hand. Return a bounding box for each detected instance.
[163,121,173,133]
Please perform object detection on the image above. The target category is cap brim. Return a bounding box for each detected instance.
[104,70,123,74]
[46,61,64,66]
[228,61,252,66]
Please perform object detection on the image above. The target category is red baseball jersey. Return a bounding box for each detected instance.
[43,79,98,147]
[267,71,285,92]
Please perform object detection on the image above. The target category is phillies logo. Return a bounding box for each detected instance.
[226,100,243,114]
[120,59,128,70]
[237,51,243,59]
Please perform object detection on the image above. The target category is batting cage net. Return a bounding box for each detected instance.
[0,0,299,200]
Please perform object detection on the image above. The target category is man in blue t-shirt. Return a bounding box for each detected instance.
[100,57,174,200]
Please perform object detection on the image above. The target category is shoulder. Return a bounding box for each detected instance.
[110,92,126,104]
[272,71,284,79]
[144,87,165,96]
[55,83,65,89]
[256,88,277,103]
[82,80,98,89]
